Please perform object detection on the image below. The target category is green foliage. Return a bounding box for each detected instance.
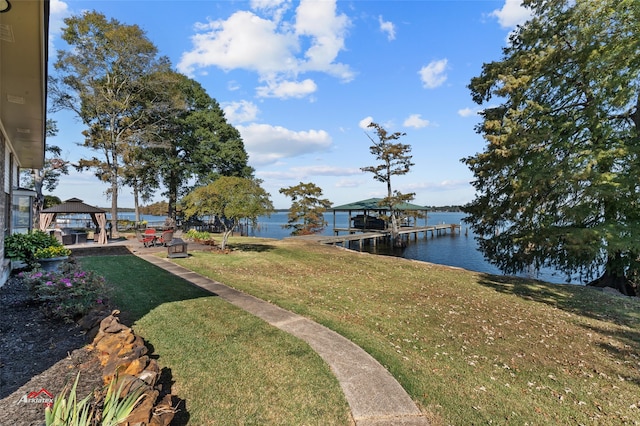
[279,182,332,235]
[21,262,107,322]
[185,229,214,242]
[45,373,144,426]
[5,231,62,264]
[44,195,62,209]
[463,0,640,295]
[49,10,171,235]
[182,177,273,249]
[140,201,169,216]
[34,246,72,259]
[361,122,415,239]
[151,72,254,220]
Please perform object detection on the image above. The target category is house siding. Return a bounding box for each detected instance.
[0,134,10,287]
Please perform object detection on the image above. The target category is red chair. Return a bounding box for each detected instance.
[137,229,157,247]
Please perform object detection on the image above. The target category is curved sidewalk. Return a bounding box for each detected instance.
[137,253,429,426]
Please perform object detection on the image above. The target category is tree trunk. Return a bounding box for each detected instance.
[587,254,637,297]
[110,179,119,238]
[32,171,44,230]
[389,214,405,247]
[133,184,140,226]
[168,170,178,221]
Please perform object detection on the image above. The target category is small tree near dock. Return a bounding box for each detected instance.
[280,182,332,236]
[361,122,415,246]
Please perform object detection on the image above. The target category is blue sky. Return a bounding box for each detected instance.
[46,0,531,210]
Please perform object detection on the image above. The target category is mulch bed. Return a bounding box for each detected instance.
[0,244,189,425]
[0,274,103,426]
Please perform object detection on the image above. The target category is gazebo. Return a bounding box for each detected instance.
[39,198,108,244]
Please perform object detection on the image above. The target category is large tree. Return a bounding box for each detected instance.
[182,177,273,250]
[463,0,640,296]
[361,122,415,246]
[152,72,253,221]
[49,11,171,236]
[280,182,332,235]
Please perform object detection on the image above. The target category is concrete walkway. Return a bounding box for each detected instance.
[136,252,429,425]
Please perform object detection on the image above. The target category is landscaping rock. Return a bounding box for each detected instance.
[89,312,175,426]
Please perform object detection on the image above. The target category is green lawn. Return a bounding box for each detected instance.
[167,236,640,425]
[78,255,351,425]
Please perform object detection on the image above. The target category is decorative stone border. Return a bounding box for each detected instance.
[86,310,175,426]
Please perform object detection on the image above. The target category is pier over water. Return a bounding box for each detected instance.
[290,223,462,249]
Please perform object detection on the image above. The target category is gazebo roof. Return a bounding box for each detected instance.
[41,198,106,214]
[331,198,426,211]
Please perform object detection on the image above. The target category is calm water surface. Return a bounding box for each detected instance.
[249,211,581,285]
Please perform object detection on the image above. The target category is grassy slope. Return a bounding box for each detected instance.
[78,255,350,425]
[171,237,640,425]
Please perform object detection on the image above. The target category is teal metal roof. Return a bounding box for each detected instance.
[331,198,426,211]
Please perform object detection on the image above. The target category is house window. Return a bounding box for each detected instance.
[12,190,35,234]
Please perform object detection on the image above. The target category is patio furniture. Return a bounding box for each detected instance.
[73,232,88,244]
[158,230,174,246]
[137,229,158,247]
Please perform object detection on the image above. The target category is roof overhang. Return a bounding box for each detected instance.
[0,0,48,169]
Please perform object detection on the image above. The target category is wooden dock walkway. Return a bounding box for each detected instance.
[290,224,462,247]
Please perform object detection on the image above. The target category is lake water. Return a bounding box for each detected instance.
[61,210,578,285]
[248,211,581,285]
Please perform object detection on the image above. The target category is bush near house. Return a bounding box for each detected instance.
[20,261,108,322]
[5,230,64,266]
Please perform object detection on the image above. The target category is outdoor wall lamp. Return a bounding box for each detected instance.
[0,0,11,13]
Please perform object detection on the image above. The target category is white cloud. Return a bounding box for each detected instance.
[490,0,532,29]
[294,0,352,79]
[335,179,363,188]
[257,166,358,181]
[256,78,317,98]
[237,123,333,166]
[403,114,431,129]
[419,59,448,89]
[178,11,298,76]
[458,107,480,117]
[50,0,69,16]
[48,0,71,46]
[178,0,353,99]
[359,116,374,130]
[222,100,260,124]
[378,15,396,41]
[290,165,361,176]
[250,0,292,20]
[406,180,470,192]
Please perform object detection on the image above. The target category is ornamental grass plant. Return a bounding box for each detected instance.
[45,373,144,426]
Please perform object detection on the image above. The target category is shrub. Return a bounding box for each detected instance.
[20,262,108,322]
[5,231,64,265]
[34,246,72,259]
[185,229,213,241]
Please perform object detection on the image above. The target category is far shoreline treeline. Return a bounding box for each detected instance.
[109,202,465,216]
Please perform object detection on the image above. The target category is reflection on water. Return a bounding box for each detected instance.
[249,211,582,286]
